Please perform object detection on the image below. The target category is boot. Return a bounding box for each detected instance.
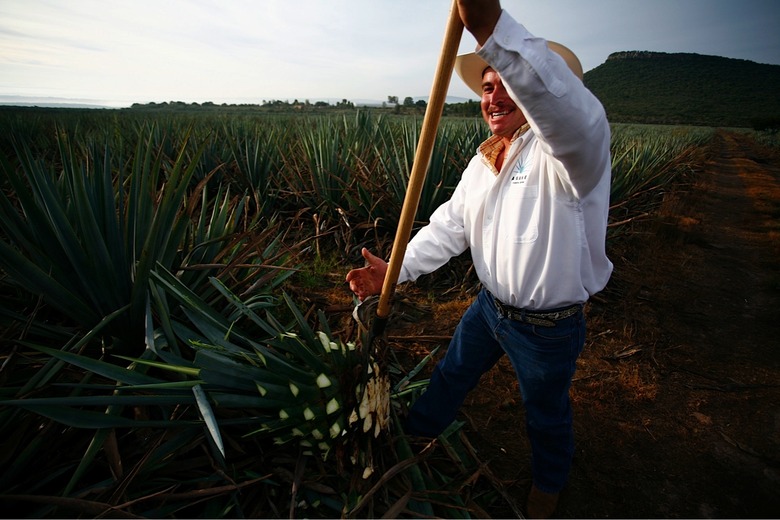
[526,484,559,519]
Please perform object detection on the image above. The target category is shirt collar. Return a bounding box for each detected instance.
[478,123,531,175]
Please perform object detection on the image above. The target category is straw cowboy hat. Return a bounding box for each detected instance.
[454,41,583,97]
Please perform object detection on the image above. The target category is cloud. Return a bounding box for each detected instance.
[1,0,778,105]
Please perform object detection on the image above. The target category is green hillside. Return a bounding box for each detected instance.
[584,51,780,128]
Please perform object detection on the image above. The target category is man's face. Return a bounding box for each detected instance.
[480,68,527,138]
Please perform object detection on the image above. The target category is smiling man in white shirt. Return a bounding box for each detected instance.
[346,1,612,516]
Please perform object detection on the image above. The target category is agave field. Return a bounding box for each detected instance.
[0,106,713,518]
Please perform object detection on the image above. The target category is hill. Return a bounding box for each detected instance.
[584,51,780,128]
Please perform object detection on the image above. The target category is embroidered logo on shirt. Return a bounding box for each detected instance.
[511,162,528,185]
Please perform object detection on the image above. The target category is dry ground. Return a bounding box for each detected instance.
[332,130,780,518]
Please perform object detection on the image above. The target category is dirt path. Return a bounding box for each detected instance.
[555,130,780,518]
[394,130,780,517]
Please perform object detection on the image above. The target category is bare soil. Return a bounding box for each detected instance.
[346,130,780,518]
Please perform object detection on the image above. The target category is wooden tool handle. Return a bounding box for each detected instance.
[376,0,465,320]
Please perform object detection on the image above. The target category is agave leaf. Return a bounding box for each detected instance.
[0,406,44,475]
[209,277,280,338]
[192,384,225,459]
[118,380,204,391]
[24,148,108,308]
[3,395,195,407]
[193,348,313,388]
[265,332,330,378]
[64,427,112,496]
[113,355,200,377]
[59,139,129,311]
[281,292,317,347]
[12,303,131,394]
[0,240,99,326]
[29,345,161,386]
[208,391,290,409]
[5,404,197,429]
[256,295,330,376]
[393,345,439,393]
[391,416,435,517]
[197,368,258,393]
[316,309,334,339]
[148,280,186,361]
[145,296,159,356]
[151,267,259,350]
[131,130,202,282]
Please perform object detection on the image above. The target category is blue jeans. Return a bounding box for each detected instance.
[405,287,585,493]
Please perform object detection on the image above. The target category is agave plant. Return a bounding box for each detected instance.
[1,261,504,517]
[604,124,714,241]
[0,124,281,356]
[223,119,286,214]
[0,265,392,516]
[0,129,181,351]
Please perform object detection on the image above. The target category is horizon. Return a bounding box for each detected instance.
[0,93,477,109]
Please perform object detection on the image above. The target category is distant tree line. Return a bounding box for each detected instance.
[128,97,482,117]
[129,99,353,112]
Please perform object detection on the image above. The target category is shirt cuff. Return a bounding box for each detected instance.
[476,10,568,99]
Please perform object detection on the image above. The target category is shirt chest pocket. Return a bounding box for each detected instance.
[502,184,539,243]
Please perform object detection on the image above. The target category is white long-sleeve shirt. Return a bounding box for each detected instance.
[399,10,613,310]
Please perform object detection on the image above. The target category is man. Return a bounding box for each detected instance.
[346,0,612,516]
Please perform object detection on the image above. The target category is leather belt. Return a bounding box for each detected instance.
[491,294,582,327]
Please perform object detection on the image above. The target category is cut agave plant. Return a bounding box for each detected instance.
[153,269,393,472]
[190,327,391,473]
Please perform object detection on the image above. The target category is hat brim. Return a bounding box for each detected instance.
[454,41,583,97]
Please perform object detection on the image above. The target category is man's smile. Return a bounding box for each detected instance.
[490,109,511,120]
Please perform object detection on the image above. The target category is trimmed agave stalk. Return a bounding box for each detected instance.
[349,361,391,439]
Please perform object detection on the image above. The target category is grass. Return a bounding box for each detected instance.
[293,252,348,291]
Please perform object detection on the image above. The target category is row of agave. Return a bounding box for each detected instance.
[0,108,715,517]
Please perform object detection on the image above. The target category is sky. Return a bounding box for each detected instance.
[1,0,779,107]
